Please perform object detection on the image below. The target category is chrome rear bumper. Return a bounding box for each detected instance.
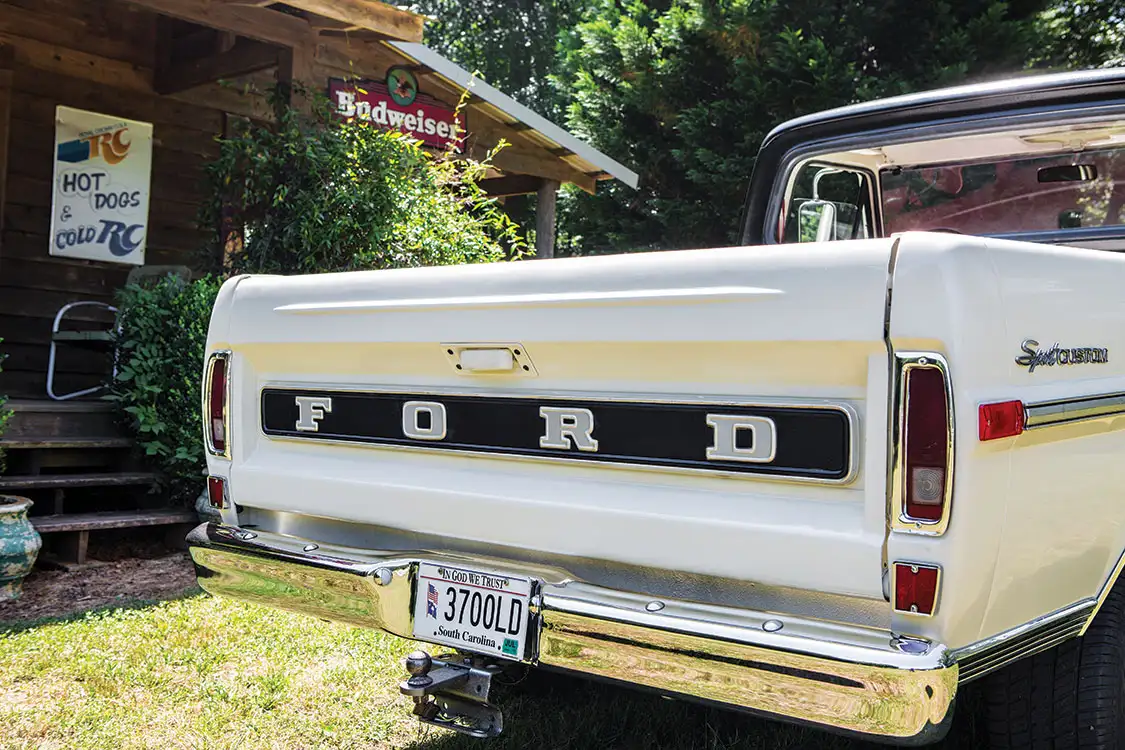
[187,522,956,744]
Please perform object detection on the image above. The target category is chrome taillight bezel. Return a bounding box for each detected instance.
[203,350,232,459]
[889,352,955,536]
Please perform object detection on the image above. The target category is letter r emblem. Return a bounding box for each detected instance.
[539,406,598,452]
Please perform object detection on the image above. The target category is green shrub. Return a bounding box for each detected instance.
[108,276,221,504]
[111,91,527,501]
[200,86,526,276]
[0,339,10,475]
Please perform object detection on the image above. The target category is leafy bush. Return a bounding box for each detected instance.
[108,276,221,503]
[111,91,527,501]
[0,339,10,475]
[200,86,525,276]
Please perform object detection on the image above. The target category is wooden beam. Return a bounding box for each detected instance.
[480,174,544,198]
[470,118,596,193]
[535,180,559,259]
[155,38,280,94]
[281,0,424,42]
[119,0,315,48]
[0,32,152,90]
[471,138,596,194]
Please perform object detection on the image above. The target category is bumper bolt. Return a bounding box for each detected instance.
[303,544,319,552]
[374,567,393,586]
[762,619,784,632]
[645,601,665,612]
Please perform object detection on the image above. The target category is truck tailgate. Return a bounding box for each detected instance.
[213,240,895,598]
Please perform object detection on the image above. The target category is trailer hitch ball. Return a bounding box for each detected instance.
[405,650,434,687]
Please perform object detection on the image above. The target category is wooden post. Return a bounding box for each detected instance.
[535,179,559,259]
[219,112,243,271]
[0,44,15,247]
[277,43,316,115]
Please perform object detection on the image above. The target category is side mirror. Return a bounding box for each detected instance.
[798,200,837,242]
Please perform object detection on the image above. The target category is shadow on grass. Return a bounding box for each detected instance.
[400,669,879,750]
[0,586,203,636]
[400,669,986,750]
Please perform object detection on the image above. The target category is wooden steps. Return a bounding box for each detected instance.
[0,436,133,449]
[0,472,156,491]
[3,399,119,441]
[0,399,184,567]
[32,509,199,565]
[32,509,198,533]
[0,437,132,450]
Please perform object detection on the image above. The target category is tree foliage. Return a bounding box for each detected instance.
[409,0,587,120]
[200,87,525,276]
[548,0,1053,254]
[1034,0,1125,69]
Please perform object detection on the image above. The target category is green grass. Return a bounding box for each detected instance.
[0,595,937,749]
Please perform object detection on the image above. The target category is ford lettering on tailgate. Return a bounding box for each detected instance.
[260,389,853,481]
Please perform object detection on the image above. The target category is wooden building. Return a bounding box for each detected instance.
[0,0,637,562]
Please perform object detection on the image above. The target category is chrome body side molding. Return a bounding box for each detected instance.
[950,601,1095,683]
[187,523,956,743]
[1024,390,1125,430]
[1081,545,1125,637]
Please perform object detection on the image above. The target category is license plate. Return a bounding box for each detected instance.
[412,562,532,661]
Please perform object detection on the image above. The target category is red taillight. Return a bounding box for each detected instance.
[903,367,949,522]
[207,476,226,510]
[893,562,940,615]
[979,400,1025,441]
[205,353,229,456]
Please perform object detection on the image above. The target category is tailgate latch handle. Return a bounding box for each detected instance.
[443,343,538,376]
[459,348,515,372]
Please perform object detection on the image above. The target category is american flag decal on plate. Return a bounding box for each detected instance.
[426,583,439,619]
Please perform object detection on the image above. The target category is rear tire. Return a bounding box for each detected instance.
[982,582,1125,749]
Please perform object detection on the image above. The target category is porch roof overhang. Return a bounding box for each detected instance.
[388,42,639,190]
[117,0,638,194]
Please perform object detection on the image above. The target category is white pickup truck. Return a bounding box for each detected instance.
[189,68,1125,747]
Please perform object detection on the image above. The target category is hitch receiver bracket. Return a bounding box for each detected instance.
[400,650,506,738]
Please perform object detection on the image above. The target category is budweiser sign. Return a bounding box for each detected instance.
[329,72,465,149]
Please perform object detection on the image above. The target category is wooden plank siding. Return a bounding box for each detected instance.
[0,0,267,396]
[0,0,594,397]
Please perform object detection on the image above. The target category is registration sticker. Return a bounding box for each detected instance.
[412,562,532,661]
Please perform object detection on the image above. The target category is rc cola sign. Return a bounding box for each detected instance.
[49,106,153,265]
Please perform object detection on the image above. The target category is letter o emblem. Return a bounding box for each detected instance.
[402,401,447,441]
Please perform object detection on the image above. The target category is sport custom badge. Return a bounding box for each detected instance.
[1016,339,1109,373]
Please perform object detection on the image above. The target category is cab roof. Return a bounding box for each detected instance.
[741,68,1125,244]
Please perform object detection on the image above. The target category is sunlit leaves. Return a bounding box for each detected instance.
[200,86,525,277]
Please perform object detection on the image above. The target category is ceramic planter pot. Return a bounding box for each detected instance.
[0,496,41,601]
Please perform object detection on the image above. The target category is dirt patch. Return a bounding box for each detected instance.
[0,552,200,625]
